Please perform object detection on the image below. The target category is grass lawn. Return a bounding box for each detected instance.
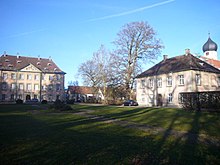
[0,104,219,165]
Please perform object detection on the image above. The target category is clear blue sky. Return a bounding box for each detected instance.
[1,0,220,87]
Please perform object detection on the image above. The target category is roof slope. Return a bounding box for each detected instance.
[137,54,220,78]
[0,54,65,74]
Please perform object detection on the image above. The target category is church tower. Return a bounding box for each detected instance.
[202,35,218,60]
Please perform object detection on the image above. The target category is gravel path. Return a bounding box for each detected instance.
[72,110,220,147]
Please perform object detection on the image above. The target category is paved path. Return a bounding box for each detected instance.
[72,110,220,147]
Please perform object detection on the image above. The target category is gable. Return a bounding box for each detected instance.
[20,63,41,72]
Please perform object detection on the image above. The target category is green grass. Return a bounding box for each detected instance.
[0,104,219,165]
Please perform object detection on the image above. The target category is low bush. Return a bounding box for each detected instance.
[16,99,23,104]
[41,100,48,104]
[50,99,73,111]
[66,99,75,104]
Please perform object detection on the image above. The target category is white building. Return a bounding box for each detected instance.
[136,37,220,107]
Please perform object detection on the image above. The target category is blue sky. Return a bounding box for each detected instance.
[1,0,220,87]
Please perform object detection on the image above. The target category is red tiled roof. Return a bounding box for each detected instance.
[68,86,98,94]
[0,54,65,74]
[200,56,220,69]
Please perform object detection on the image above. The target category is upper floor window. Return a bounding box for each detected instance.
[56,74,61,80]
[141,80,145,88]
[34,74,39,81]
[149,79,153,88]
[178,75,184,85]
[49,75,53,81]
[11,73,16,80]
[157,78,162,87]
[19,74,24,80]
[27,74,32,80]
[3,73,7,80]
[167,76,172,86]
[195,74,201,85]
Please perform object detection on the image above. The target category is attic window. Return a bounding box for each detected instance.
[47,63,51,66]
[37,62,41,65]
[17,60,22,63]
[199,62,204,66]
[5,59,9,62]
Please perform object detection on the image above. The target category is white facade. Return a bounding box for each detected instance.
[136,70,220,107]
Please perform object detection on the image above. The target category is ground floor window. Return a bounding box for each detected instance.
[168,93,173,103]
[10,94,15,101]
[2,94,6,100]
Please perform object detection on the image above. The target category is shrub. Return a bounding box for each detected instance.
[16,99,23,104]
[66,99,75,104]
[41,100,48,104]
[50,99,73,111]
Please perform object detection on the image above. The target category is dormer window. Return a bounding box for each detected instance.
[37,62,41,65]
[5,59,9,62]
[8,64,13,67]
[54,68,57,71]
[17,60,22,63]
[47,63,51,66]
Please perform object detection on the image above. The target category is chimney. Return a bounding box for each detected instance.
[185,49,190,55]
[163,55,168,61]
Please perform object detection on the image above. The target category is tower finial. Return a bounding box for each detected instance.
[208,31,210,38]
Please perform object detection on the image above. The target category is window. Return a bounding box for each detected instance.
[19,83,24,90]
[56,74,61,80]
[49,75,53,81]
[10,94,15,101]
[178,93,184,103]
[2,82,7,90]
[3,73,7,80]
[149,94,153,103]
[167,76,172,86]
[27,84,32,91]
[27,74,32,80]
[149,79,153,88]
[141,80,145,88]
[211,75,217,86]
[18,94,22,99]
[157,78,162,87]
[168,93,173,103]
[34,84,39,91]
[2,94,6,100]
[42,85,46,91]
[195,74,201,85]
[42,74,46,80]
[19,74,24,80]
[178,75,184,85]
[11,73,16,80]
[11,83,16,90]
[49,84,53,90]
[218,77,220,86]
[34,74,39,80]
[56,84,61,91]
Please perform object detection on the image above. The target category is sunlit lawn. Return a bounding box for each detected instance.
[0,104,219,165]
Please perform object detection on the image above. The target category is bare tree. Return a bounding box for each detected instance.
[114,21,164,99]
[78,45,118,103]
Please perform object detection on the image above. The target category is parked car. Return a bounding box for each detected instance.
[123,100,138,106]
